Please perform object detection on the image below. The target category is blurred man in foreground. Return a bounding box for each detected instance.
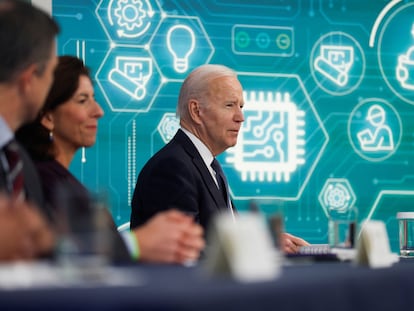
[0,0,59,260]
[1,0,204,264]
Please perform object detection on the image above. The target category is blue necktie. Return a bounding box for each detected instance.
[211,158,229,208]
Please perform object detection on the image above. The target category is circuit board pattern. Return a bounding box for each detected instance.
[228,91,305,183]
[44,0,414,251]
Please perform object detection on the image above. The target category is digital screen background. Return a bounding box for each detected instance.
[43,0,414,252]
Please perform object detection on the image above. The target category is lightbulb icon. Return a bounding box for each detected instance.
[166,25,195,73]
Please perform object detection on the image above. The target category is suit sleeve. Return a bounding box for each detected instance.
[130,155,199,229]
[19,145,54,223]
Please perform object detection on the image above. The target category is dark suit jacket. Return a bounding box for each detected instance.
[33,159,132,263]
[0,142,52,221]
[130,129,232,233]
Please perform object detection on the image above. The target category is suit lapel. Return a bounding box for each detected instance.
[175,130,228,210]
[193,156,227,209]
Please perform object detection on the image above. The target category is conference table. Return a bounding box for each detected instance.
[1,257,413,310]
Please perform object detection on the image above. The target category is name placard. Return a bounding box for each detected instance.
[204,212,282,282]
[356,220,399,268]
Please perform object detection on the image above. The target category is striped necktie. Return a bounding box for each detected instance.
[3,140,24,200]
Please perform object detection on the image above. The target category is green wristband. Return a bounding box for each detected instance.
[129,231,140,261]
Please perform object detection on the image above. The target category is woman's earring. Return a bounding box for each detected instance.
[49,131,54,142]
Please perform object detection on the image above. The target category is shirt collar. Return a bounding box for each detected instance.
[180,127,214,168]
[0,116,14,148]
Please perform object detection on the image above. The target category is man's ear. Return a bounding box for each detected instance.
[40,112,54,131]
[188,99,202,125]
[17,64,39,93]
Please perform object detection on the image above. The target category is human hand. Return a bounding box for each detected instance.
[281,232,309,254]
[132,209,205,264]
[0,196,54,261]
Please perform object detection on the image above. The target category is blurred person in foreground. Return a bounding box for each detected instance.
[17,55,204,264]
[0,0,59,261]
[130,64,308,254]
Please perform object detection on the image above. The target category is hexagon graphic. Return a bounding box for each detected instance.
[96,46,163,112]
[318,178,356,218]
[149,15,214,80]
[362,189,414,252]
[96,0,162,45]
[157,113,179,143]
[223,72,329,200]
[365,190,414,224]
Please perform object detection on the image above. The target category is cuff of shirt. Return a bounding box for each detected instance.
[120,231,140,261]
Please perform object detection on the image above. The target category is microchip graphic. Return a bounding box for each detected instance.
[227,91,305,182]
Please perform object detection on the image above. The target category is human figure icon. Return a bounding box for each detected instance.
[357,104,394,152]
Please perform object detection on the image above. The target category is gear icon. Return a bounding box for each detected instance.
[114,0,147,32]
[325,183,351,213]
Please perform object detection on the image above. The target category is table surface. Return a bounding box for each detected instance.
[1,257,413,311]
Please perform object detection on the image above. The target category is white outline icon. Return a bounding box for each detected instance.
[108,56,153,100]
[357,104,394,152]
[227,91,305,183]
[107,0,154,38]
[396,23,414,90]
[166,24,195,73]
[314,45,354,87]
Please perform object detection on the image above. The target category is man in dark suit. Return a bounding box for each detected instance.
[0,0,59,260]
[131,128,233,232]
[131,64,309,253]
[131,64,242,233]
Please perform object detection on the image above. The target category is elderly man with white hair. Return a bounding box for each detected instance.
[130,64,308,254]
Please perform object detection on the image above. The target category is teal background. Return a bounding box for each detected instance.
[47,0,414,253]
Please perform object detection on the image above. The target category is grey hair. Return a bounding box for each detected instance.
[176,64,237,120]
